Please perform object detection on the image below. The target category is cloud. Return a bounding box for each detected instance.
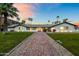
[13,3,34,20]
[13,3,61,21]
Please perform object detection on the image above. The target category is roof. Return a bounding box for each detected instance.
[23,24,53,28]
[50,22,77,27]
[7,19,20,26]
[8,24,20,28]
[8,24,27,28]
[8,22,77,28]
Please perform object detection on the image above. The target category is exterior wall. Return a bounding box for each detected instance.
[36,27,43,32]
[50,23,77,32]
[14,26,26,32]
[8,28,15,32]
[8,26,27,32]
[8,23,78,32]
[26,27,44,32]
[26,27,37,32]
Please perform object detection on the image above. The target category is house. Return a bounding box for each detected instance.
[0,17,20,32]
[8,24,27,32]
[7,21,79,32]
[49,22,78,32]
[23,24,52,32]
[8,24,50,32]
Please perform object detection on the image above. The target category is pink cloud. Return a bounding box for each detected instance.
[13,3,34,20]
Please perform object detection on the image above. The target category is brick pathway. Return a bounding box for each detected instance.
[7,32,73,56]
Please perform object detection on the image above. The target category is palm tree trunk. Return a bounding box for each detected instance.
[3,13,8,32]
[0,14,4,32]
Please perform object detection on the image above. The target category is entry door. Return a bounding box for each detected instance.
[37,28,43,32]
[60,27,65,32]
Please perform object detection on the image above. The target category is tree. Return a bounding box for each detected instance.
[0,17,4,31]
[63,18,68,22]
[28,17,33,21]
[0,3,19,31]
[56,16,59,18]
[21,20,25,25]
[56,16,61,24]
[48,20,50,23]
[56,16,60,21]
[28,17,33,24]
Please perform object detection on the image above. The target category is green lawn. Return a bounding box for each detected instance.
[0,32,33,56]
[47,32,79,56]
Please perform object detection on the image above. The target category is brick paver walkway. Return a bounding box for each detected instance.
[7,32,73,56]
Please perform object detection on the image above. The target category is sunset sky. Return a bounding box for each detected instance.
[13,3,79,24]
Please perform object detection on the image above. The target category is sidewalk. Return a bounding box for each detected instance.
[6,32,73,56]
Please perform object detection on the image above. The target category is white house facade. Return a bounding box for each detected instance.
[50,22,78,32]
[7,22,79,32]
[8,24,27,32]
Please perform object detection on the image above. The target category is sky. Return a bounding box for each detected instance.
[13,3,79,24]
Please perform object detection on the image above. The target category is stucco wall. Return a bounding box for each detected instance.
[8,26,27,32]
[50,23,77,32]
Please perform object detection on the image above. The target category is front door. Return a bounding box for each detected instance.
[36,28,43,32]
[60,27,65,32]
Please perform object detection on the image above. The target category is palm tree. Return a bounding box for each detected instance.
[21,20,25,25]
[0,3,19,31]
[56,16,60,21]
[28,17,33,24]
[28,17,33,21]
[63,18,68,22]
[56,16,61,24]
[48,20,50,23]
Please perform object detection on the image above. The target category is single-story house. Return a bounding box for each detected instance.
[8,24,50,32]
[7,22,79,32]
[8,24,26,32]
[0,18,20,32]
[49,22,78,32]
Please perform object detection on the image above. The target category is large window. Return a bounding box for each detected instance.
[26,27,30,30]
[60,26,69,30]
[60,26,69,32]
[32,28,36,30]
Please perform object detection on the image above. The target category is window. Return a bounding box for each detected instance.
[32,28,36,30]
[26,27,30,30]
[60,26,69,30]
[18,26,22,30]
[65,26,69,30]
[19,27,20,30]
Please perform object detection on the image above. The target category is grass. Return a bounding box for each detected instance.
[47,32,79,56]
[0,32,33,55]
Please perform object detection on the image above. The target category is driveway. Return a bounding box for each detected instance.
[6,32,73,56]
